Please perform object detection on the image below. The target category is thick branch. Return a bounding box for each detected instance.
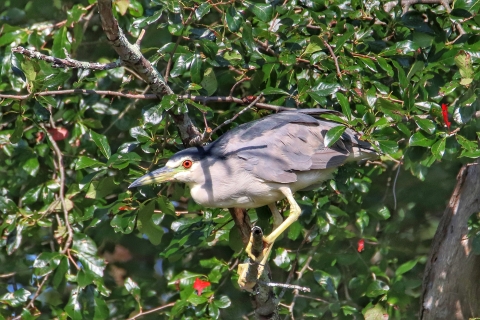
[420,161,480,319]
[12,46,122,70]
[96,0,201,146]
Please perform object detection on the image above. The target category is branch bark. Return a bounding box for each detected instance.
[420,161,480,319]
[96,0,201,147]
[229,211,279,319]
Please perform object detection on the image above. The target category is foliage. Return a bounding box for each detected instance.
[1,0,480,319]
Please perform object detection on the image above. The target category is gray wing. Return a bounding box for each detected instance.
[209,110,375,184]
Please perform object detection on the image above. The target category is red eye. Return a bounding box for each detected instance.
[182,160,193,169]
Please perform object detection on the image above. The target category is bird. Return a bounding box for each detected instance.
[129,108,378,289]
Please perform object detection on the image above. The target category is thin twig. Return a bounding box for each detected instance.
[322,37,342,78]
[126,302,175,320]
[0,272,16,278]
[199,93,264,144]
[0,90,290,113]
[229,77,251,97]
[279,227,315,299]
[11,273,52,319]
[135,29,146,46]
[41,124,73,254]
[258,281,311,292]
[393,160,402,211]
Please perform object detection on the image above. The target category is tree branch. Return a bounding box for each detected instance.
[96,0,201,147]
[12,46,123,70]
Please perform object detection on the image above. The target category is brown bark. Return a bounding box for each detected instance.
[229,209,279,320]
[420,161,480,319]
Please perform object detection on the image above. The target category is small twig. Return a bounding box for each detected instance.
[229,77,251,97]
[12,273,52,318]
[199,93,264,144]
[0,272,16,278]
[0,90,290,113]
[103,86,150,134]
[279,227,315,299]
[258,281,311,292]
[12,46,123,70]
[41,124,73,255]
[135,29,146,46]
[393,160,403,211]
[322,37,342,78]
[67,249,80,270]
[126,302,175,320]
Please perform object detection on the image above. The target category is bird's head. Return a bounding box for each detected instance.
[129,148,206,188]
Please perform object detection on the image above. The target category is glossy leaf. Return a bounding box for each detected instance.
[325,126,346,148]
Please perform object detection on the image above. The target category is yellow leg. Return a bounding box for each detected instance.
[239,187,301,290]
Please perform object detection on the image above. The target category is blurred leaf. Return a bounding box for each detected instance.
[366,280,390,297]
[314,270,339,300]
[137,200,164,245]
[396,259,417,275]
[10,116,24,144]
[0,288,31,307]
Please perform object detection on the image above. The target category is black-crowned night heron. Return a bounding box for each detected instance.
[130,108,377,289]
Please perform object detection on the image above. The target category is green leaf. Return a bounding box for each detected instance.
[93,296,109,320]
[191,53,202,84]
[200,67,217,96]
[75,156,105,170]
[22,157,39,177]
[374,206,391,220]
[366,280,389,297]
[376,57,394,77]
[396,259,417,275]
[324,126,346,148]
[336,92,351,121]
[111,211,136,234]
[137,200,164,245]
[160,94,178,112]
[314,270,338,300]
[454,51,474,86]
[125,277,141,302]
[414,117,436,134]
[226,7,242,32]
[364,304,387,320]
[262,87,290,95]
[90,130,111,159]
[245,1,273,22]
[195,3,211,20]
[409,131,435,147]
[10,116,24,144]
[33,252,63,276]
[431,138,446,160]
[377,140,398,154]
[407,60,424,80]
[65,288,82,320]
[52,26,70,58]
[309,82,341,97]
[214,296,231,309]
[0,288,31,307]
[242,22,254,52]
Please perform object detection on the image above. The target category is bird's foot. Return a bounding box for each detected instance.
[237,226,273,291]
